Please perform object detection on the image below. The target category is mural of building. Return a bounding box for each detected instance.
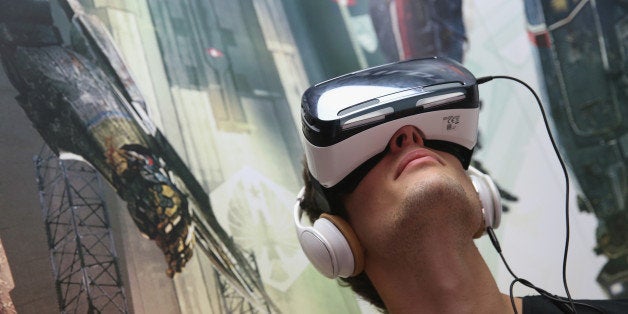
[1,0,625,313]
[0,0,362,313]
[524,0,628,298]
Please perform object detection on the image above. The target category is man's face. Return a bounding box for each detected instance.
[342,125,482,260]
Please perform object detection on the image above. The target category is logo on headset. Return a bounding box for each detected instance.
[443,115,460,131]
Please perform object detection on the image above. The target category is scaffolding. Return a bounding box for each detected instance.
[214,252,268,314]
[33,146,128,313]
[31,144,275,313]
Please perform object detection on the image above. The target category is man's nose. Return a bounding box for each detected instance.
[389,125,424,153]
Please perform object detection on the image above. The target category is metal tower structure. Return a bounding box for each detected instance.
[3,0,276,311]
[214,253,268,313]
[33,146,129,313]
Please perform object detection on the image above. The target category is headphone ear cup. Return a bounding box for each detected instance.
[320,214,365,276]
[294,202,364,278]
[297,213,364,278]
[467,166,502,232]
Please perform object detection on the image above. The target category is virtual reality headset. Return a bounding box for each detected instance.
[301,57,480,189]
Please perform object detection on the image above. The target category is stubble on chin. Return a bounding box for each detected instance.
[384,174,480,255]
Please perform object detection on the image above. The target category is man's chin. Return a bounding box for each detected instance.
[401,174,477,230]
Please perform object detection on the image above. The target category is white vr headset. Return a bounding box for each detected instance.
[301,57,480,189]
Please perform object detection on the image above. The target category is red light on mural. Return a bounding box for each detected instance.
[206,47,225,58]
[332,0,356,6]
[527,31,551,48]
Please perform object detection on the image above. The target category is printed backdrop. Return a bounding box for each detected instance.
[0,0,625,313]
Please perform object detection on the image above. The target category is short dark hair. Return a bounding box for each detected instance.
[300,158,386,311]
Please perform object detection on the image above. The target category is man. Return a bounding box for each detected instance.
[300,123,517,312]
[294,57,626,313]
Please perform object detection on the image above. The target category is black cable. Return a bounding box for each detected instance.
[488,227,520,312]
[491,226,605,313]
[478,75,577,312]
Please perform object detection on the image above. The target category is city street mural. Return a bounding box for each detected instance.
[523,0,627,298]
[0,0,625,313]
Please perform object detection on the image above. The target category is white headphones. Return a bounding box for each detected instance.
[293,186,365,278]
[294,166,502,279]
[467,165,502,231]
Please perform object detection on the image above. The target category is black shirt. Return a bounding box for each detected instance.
[523,295,628,313]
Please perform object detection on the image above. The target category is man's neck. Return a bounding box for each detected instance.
[366,234,521,313]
